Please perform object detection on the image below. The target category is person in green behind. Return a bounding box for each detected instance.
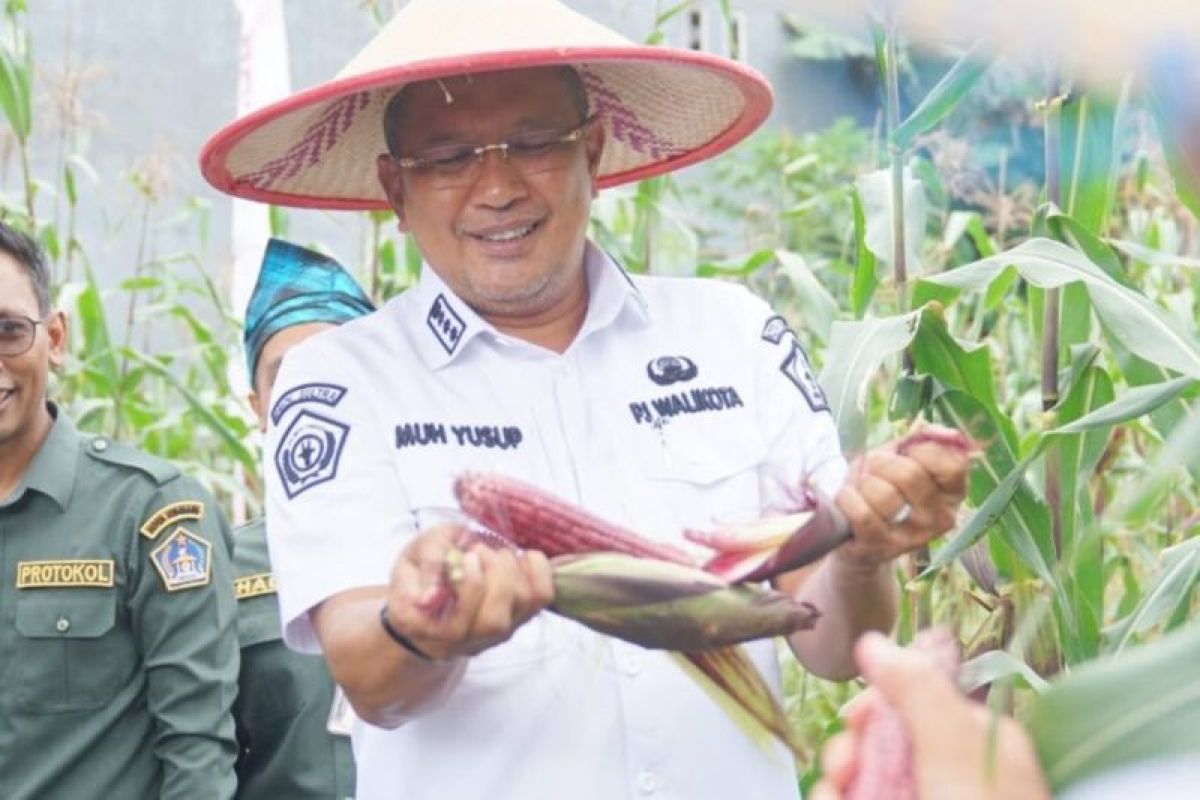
[0,224,239,797]
[234,238,372,799]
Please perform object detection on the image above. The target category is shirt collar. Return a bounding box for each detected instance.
[5,404,79,511]
[405,240,649,370]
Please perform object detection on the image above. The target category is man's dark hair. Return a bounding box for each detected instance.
[383,66,590,157]
[0,221,50,315]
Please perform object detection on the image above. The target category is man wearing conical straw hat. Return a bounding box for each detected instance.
[202,2,971,798]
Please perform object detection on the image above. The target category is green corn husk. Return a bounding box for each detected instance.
[550,552,821,650]
[549,552,817,760]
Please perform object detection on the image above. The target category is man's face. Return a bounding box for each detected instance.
[248,321,335,432]
[0,253,65,450]
[376,67,603,322]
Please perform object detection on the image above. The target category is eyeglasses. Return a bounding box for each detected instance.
[0,314,44,357]
[393,116,596,189]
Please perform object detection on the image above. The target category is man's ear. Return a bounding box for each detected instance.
[46,310,67,369]
[376,153,410,232]
[584,122,605,197]
[247,389,268,433]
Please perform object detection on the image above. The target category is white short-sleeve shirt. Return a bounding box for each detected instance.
[265,242,846,800]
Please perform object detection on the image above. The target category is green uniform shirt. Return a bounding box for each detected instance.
[233,518,355,799]
[0,410,239,800]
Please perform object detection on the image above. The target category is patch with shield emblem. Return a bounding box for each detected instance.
[150,528,212,591]
[781,341,830,413]
[275,410,350,499]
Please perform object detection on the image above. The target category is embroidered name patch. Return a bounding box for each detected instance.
[150,528,212,592]
[781,342,829,413]
[17,559,115,588]
[395,423,523,451]
[427,294,466,355]
[275,410,350,499]
[140,501,205,540]
[646,355,698,386]
[271,382,348,426]
[234,571,277,600]
[629,385,745,426]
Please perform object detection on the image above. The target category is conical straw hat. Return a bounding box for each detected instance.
[200,0,773,210]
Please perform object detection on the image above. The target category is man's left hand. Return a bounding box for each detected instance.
[833,424,971,569]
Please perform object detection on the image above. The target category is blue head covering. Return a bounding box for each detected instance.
[243,238,375,382]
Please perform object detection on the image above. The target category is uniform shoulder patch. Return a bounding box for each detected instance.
[150,527,212,591]
[781,340,830,413]
[140,500,205,539]
[761,315,794,345]
[274,410,350,499]
[270,382,348,426]
[234,571,276,600]
[86,437,181,485]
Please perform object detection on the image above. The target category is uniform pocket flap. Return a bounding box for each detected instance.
[16,591,117,639]
[643,425,767,486]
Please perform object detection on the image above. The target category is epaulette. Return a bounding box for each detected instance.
[83,435,181,486]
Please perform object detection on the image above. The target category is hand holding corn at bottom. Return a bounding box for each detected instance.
[812,630,1050,800]
[382,424,973,757]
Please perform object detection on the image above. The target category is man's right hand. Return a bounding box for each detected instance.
[381,523,555,662]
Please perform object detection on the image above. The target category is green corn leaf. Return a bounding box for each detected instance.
[1104,539,1200,654]
[855,166,927,271]
[818,309,924,451]
[849,189,878,318]
[919,238,1200,378]
[1059,88,1128,237]
[1030,622,1200,791]
[0,45,32,141]
[959,649,1050,694]
[1044,208,1130,286]
[122,349,257,476]
[1053,360,1115,659]
[891,40,992,150]
[923,393,1053,585]
[695,248,774,279]
[774,250,837,343]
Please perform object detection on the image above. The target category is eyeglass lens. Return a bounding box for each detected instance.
[0,316,36,357]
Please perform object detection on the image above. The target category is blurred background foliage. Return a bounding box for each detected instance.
[2,0,1199,791]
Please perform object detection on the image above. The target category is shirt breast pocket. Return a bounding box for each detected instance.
[13,590,134,713]
[640,421,768,532]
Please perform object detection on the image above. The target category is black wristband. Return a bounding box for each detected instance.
[378,605,435,661]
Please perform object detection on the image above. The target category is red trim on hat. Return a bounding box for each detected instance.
[200,46,773,210]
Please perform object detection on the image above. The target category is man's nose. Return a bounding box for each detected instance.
[470,147,529,207]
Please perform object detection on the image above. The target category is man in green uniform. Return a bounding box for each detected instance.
[233,238,371,799]
[0,222,239,797]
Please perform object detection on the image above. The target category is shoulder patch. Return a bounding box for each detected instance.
[781,340,830,413]
[150,527,212,591]
[270,382,349,426]
[85,437,181,485]
[234,571,276,600]
[140,501,204,539]
[761,315,794,345]
[274,410,349,499]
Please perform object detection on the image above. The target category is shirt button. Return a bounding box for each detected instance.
[91,438,108,452]
[56,616,70,632]
[621,654,642,677]
[636,771,659,794]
